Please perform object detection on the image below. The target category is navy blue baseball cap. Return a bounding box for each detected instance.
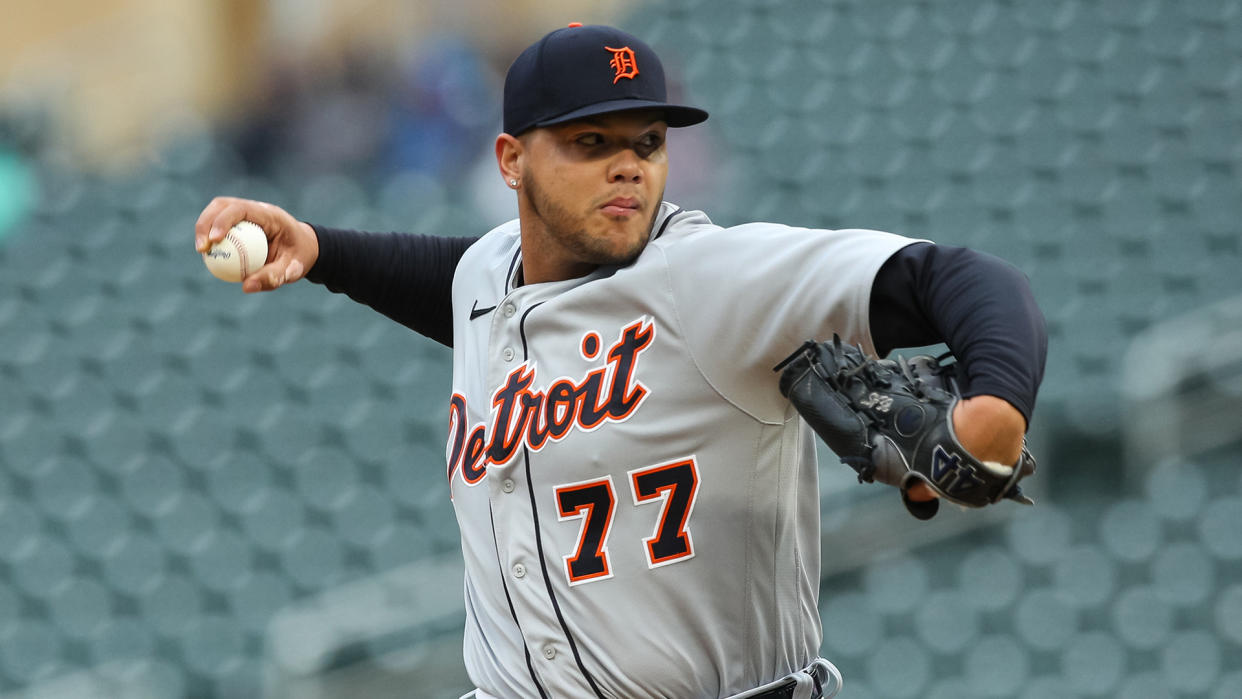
[503,23,709,136]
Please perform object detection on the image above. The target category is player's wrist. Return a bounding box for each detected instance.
[296,220,321,272]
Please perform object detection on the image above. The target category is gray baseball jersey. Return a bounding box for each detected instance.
[447,202,916,698]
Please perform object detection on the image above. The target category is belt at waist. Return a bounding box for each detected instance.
[730,658,842,699]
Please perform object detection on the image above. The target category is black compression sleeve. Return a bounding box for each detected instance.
[869,242,1048,426]
[304,225,479,347]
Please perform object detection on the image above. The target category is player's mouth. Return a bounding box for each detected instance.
[600,197,641,217]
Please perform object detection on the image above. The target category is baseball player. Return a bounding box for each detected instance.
[194,24,1046,699]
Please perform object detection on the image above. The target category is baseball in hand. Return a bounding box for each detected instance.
[203,221,268,282]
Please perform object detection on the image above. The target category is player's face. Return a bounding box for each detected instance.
[516,111,669,282]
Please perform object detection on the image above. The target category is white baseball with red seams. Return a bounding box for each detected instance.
[202,220,267,282]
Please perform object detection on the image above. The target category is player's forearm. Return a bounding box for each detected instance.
[870,242,1048,427]
[306,225,478,347]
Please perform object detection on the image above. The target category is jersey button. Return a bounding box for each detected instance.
[502,347,515,362]
[542,646,556,660]
[501,479,515,493]
[512,563,526,579]
[503,303,516,318]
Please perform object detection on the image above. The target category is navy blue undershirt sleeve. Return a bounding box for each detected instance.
[869,242,1048,427]
[304,225,479,348]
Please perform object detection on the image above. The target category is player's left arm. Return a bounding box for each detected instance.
[868,242,1047,466]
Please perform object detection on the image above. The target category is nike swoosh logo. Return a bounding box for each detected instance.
[470,301,496,320]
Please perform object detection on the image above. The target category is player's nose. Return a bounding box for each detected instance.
[606,149,643,184]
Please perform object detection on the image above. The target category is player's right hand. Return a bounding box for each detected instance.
[195,197,320,294]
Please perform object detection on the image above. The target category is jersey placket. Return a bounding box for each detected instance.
[483,286,602,697]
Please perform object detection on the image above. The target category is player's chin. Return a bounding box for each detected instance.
[587,228,649,267]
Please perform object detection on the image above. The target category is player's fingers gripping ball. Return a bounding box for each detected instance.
[775,335,1036,520]
[202,221,268,282]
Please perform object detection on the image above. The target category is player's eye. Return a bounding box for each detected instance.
[636,132,664,155]
[575,133,604,147]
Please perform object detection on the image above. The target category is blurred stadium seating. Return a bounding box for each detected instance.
[1,0,1240,697]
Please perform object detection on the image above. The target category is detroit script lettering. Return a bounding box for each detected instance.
[447,318,656,487]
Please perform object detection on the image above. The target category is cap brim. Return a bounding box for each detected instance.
[535,98,709,129]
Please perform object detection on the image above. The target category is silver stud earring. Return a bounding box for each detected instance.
[510,179,518,187]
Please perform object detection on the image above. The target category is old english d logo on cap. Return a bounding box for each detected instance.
[605,46,639,83]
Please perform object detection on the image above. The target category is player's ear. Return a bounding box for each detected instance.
[496,133,523,189]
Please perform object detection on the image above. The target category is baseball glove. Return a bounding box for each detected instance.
[775,336,1036,520]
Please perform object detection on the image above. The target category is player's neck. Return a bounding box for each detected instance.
[515,214,598,285]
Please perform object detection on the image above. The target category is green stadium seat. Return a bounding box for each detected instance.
[295,174,371,230]
[177,614,250,680]
[1099,0,1163,29]
[929,0,998,38]
[862,554,928,614]
[849,1,921,41]
[99,532,165,597]
[1017,56,1079,102]
[1100,500,1162,562]
[1161,631,1223,695]
[888,82,954,144]
[763,0,836,43]
[136,573,205,639]
[1019,675,1074,699]
[1101,116,1165,167]
[929,118,995,176]
[188,528,255,595]
[891,28,957,74]
[1112,585,1173,650]
[758,121,829,184]
[819,592,881,658]
[914,589,978,654]
[151,492,221,557]
[865,637,931,697]
[685,3,756,48]
[930,51,994,106]
[971,14,1041,69]
[10,534,75,600]
[239,487,306,552]
[332,485,398,549]
[846,46,916,110]
[1060,632,1125,696]
[844,125,909,179]
[1150,541,1214,607]
[63,494,131,559]
[1216,673,1242,699]
[1198,496,1242,559]
[764,66,832,116]
[1006,505,1073,566]
[1053,544,1118,607]
[1015,588,1078,652]
[47,577,111,640]
[957,547,1022,611]
[30,453,97,521]
[1057,16,1121,65]
[1218,585,1242,645]
[963,635,1028,697]
[279,526,346,590]
[368,521,437,572]
[1144,459,1208,521]
[1141,76,1206,129]
[228,570,293,635]
[87,617,157,666]
[292,445,361,510]
[0,618,66,684]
